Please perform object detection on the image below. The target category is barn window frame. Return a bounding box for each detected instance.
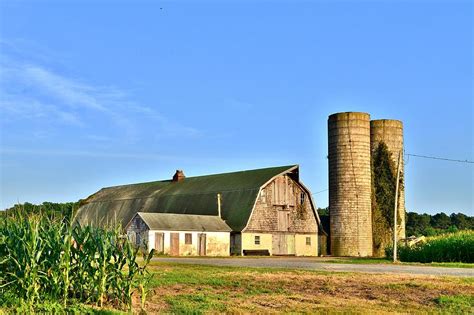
[306,236,311,246]
[300,192,306,205]
[254,235,261,245]
[185,233,193,245]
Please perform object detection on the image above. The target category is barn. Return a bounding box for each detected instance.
[74,165,326,256]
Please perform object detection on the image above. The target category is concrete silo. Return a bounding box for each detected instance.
[328,112,373,257]
[370,119,406,240]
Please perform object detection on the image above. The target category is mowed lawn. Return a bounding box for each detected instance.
[137,262,474,314]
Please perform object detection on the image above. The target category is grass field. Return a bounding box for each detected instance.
[1,212,471,314]
[1,261,472,314]
[136,262,473,314]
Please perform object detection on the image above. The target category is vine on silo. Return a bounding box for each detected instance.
[371,142,404,257]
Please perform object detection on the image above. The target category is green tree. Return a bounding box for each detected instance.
[406,212,432,236]
[450,213,473,230]
[317,207,330,236]
[2,201,78,221]
[431,212,451,230]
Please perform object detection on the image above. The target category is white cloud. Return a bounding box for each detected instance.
[20,65,109,112]
[0,93,84,126]
[0,41,201,142]
[0,147,175,160]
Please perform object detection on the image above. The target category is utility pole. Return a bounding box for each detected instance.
[393,149,403,262]
[217,193,222,218]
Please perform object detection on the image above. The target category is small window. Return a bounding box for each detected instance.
[300,192,306,205]
[306,237,311,246]
[255,235,261,245]
[185,233,192,245]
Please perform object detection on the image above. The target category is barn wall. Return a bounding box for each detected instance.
[126,215,149,248]
[205,233,230,256]
[242,175,318,256]
[241,233,273,255]
[245,174,318,233]
[146,230,230,256]
[295,234,318,256]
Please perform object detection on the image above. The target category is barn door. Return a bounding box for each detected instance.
[155,233,164,253]
[272,234,287,255]
[198,233,206,256]
[170,233,180,256]
[286,234,295,255]
[272,234,295,255]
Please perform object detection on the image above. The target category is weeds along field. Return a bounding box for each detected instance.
[0,210,154,313]
[394,231,474,263]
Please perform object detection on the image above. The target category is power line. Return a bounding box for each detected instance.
[406,153,474,164]
[312,189,328,195]
[313,153,472,197]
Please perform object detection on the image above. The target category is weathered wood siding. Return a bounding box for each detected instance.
[242,175,319,256]
[245,174,317,233]
[126,215,149,247]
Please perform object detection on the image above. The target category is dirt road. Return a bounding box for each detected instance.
[152,257,473,277]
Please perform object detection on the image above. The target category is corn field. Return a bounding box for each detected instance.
[0,209,154,312]
[388,230,474,263]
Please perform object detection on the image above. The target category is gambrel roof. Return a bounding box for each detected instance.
[75,165,302,231]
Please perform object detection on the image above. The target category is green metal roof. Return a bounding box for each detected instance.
[133,212,232,232]
[75,165,298,231]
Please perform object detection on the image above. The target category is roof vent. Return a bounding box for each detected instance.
[172,170,185,182]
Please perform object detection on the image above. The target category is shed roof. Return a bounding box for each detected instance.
[74,165,298,231]
[133,212,232,232]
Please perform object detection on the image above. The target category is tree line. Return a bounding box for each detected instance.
[2,201,472,238]
[405,211,473,236]
[317,207,474,237]
[1,201,79,221]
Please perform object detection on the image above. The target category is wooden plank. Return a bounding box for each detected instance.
[198,233,206,256]
[170,233,179,256]
[155,232,164,253]
[272,234,288,255]
[278,210,289,231]
[272,234,280,255]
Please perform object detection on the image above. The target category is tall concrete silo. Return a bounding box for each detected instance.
[328,112,373,257]
[370,119,406,240]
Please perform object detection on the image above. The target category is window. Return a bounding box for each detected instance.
[306,237,311,246]
[260,190,266,203]
[136,233,141,246]
[300,192,306,205]
[255,235,261,245]
[185,233,192,245]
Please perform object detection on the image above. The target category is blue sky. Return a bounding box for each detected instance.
[0,1,472,214]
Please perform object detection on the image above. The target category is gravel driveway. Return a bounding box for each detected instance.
[152,257,474,277]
